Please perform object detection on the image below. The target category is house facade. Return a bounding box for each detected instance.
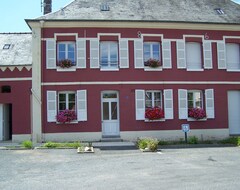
[0,33,32,141]
[1,0,240,142]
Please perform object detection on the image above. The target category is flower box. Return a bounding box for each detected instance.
[144,59,162,68]
[56,109,77,124]
[145,107,164,121]
[188,108,207,120]
[57,59,75,68]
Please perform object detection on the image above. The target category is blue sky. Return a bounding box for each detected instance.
[0,0,72,32]
[0,0,240,33]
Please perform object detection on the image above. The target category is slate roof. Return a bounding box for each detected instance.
[0,33,32,66]
[36,0,240,24]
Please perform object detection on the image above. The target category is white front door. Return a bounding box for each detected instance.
[101,91,120,137]
[0,104,3,141]
[228,91,240,135]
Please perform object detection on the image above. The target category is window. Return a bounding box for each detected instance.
[57,42,76,66]
[143,42,160,64]
[3,44,11,50]
[100,42,118,69]
[58,92,76,112]
[178,89,215,120]
[135,89,173,121]
[1,86,11,93]
[145,91,162,108]
[47,90,87,123]
[215,8,224,15]
[187,91,203,109]
[186,42,202,70]
[226,43,240,70]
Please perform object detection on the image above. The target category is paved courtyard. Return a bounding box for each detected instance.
[0,147,239,190]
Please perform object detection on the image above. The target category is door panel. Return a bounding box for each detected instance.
[101,92,120,137]
[228,91,240,135]
[0,104,3,141]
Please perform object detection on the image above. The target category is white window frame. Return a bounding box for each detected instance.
[143,42,161,62]
[100,41,119,70]
[186,42,203,71]
[58,91,76,112]
[145,90,162,109]
[57,42,76,67]
[187,90,204,109]
[226,43,240,71]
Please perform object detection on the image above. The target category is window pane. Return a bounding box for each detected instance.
[103,93,117,99]
[195,92,202,108]
[103,102,109,120]
[154,92,161,107]
[152,44,159,51]
[144,44,150,52]
[144,44,151,61]
[68,93,75,101]
[69,103,76,111]
[58,52,66,60]
[68,44,75,52]
[188,92,194,108]
[59,94,66,102]
[59,103,66,111]
[111,102,118,120]
[58,44,65,52]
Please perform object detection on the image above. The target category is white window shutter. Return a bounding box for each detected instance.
[203,41,213,69]
[217,41,226,69]
[135,90,145,120]
[164,89,173,119]
[162,40,172,69]
[46,39,56,69]
[178,89,188,119]
[119,39,129,68]
[90,39,99,68]
[205,89,215,119]
[47,91,57,122]
[77,39,86,68]
[177,40,186,69]
[77,90,87,121]
[134,39,144,68]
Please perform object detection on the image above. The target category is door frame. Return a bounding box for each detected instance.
[101,91,120,137]
[0,104,12,141]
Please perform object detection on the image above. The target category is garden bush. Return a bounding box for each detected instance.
[137,137,159,152]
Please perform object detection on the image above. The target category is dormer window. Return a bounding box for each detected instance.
[3,44,11,50]
[100,3,110,11]
[215,8,224,15]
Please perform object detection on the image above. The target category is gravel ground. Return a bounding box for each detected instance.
[0,147,239,190]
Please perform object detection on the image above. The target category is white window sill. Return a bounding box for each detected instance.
[56,120,78,124]
[100,67,119,71]
[144,118,166,122]
[187,118,207,122]
[186,69,204,72]
[227,69,240,72]
[144,66,163,71]
[57,67,76,72]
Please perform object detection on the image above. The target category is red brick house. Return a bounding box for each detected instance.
[0,33,32,141]
[1,0,240,142]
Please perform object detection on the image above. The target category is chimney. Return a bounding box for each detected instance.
[43,0,52,15]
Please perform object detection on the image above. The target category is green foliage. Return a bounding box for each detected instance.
[220,137,240,146]
[43,141,82,148]
[21,140,33,149]
[158,140,170,146]
[188,136,199,144]
[137,137,159,152]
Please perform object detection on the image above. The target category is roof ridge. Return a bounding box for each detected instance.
[0,32,32,35]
